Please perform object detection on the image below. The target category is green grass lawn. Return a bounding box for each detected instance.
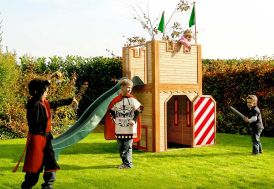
[0,133,274,189]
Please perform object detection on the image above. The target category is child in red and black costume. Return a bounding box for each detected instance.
[21,79,78,189]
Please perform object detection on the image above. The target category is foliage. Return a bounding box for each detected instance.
[0,50,24,138]
[1,133,274,188]
[126,0,191,45]
[1,50,273,138]
[0,54,122,138]
[202,58,274,136]
[0,126,20,139]
[18,55,82,137]
[0,14,3,46]
[71,56,122,116]
[124,36,146,47]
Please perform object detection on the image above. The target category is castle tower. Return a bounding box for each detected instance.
[122,40,216,152]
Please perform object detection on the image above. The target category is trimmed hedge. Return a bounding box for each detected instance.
[0,55,122,138]
[20,55,122,116]
[0,54,273,138]
[203,59,274,136]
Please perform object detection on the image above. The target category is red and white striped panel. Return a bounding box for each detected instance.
[193,96,215,146]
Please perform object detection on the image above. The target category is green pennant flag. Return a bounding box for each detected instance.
[158,11,165,33]
[189,6,195,27]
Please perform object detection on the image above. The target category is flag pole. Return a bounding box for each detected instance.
[194,2,197,44]
[163,11,165,39]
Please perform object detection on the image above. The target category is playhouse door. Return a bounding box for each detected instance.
[193,95,216,147]
[167,95,192,145]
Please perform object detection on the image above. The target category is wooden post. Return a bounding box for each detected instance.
[151,40,160,152]
[194,2,197,44]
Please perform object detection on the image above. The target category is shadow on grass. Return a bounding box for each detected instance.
[60,142,146,155]
[0,144,26,162]
[0,141,144,163]
[60,164,118,170]
[0,142,118,167]
[141,151,246,159]
[0,164,119,171]
[215,134,273,151]
[60,142,118,155]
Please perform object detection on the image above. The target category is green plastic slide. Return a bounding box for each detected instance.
[52,76,144,158]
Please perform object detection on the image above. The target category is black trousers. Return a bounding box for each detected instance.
[21,171,56,189]
[251,128,263,154]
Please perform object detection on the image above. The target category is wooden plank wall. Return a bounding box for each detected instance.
[158,42,198,84]
[129,47,146,83]
[133,91,153,152]
[122,47,130,78]
[160,93,171,151]
[146,42,153,84]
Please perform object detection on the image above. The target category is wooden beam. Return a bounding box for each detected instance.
[151,40,160,152]
[159,84,199,92]
[197,45,202,95]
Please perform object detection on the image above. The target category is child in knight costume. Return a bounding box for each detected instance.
[105,78,142,169]
[21,78,78,189]
[244,95,264,155]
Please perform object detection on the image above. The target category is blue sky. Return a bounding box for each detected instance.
[1,0,274,59]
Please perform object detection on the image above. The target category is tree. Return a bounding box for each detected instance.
[0,14,24,138]
[126,0,191,45]
[0,48,23,138]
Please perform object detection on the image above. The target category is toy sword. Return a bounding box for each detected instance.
[229,106,246,120]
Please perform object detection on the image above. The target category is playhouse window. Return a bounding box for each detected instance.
[174,97,178,126]
[186,99,191,127]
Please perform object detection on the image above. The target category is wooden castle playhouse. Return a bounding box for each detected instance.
[122,40,216,152]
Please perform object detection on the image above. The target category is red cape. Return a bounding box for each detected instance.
[104,94,142,142]
[23,134,46,173]
[23,100,57,173]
